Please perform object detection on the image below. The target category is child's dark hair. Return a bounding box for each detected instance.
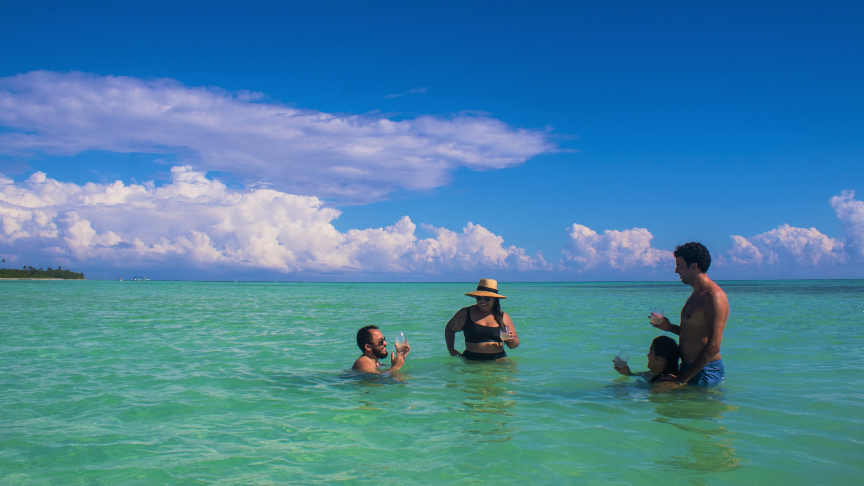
[649,335,680,382]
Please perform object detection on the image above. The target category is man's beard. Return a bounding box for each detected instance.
[375,348,388,359]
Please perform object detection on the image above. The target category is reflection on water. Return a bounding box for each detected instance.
[341,370,407,386]
[268,370,408,414]
[356,399,380,411]
[343,369,409,412]
[449,359,519,443]
[648,388,743,475]
[270,370,406,389]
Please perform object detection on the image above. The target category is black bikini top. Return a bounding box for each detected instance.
[462,307,503,344]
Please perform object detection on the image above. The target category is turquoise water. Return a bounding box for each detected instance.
[1,280,863,485]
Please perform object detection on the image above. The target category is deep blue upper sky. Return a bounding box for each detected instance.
[0,1,861,279]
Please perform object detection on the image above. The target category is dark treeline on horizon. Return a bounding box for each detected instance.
[0,265,85,279]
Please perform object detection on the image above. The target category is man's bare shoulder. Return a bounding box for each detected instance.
[352,356,378,372]
[704,281,728,301]
[696,278,725,297]
[698,282,729,317]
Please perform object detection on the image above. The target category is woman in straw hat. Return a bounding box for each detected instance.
[444,279,520,360]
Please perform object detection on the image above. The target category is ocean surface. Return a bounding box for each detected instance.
[1,280,862,485]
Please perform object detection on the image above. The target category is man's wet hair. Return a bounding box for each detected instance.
[673,242,711,272]
[356,325,379,350]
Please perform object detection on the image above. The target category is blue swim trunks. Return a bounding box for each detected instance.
[680,360,724,386]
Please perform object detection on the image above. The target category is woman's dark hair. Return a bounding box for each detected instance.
[491,298,505,328]
[673,242,711,272]
[649,335,680,381]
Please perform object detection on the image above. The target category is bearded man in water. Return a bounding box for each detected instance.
[652,242,729,385]
[352,325,409,373]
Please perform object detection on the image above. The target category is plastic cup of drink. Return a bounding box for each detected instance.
[613,351,629,368]
[394,332,407,352]
[649,307,664,324]
[500,327,510,342]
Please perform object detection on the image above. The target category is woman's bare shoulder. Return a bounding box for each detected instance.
[447,306,469,329]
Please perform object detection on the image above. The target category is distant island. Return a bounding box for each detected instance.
[0,266,85,279]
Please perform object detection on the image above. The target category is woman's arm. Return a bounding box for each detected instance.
[502,313,520,349]
[445,309,464,356]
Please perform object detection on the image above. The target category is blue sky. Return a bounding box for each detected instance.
[0,1,862,280]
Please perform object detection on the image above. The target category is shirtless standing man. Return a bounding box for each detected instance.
[653,242,729,385]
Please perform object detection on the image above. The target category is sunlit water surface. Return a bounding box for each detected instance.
[2,280,862,484]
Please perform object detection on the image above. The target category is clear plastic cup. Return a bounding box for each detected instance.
[500,326,510,342]
[613,350,629,368]
[394,332,407,353]
[649,307,664,325]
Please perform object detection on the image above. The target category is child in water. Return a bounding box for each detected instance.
[614,336,680,383]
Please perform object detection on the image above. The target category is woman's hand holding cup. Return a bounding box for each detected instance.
[500,326,512,343]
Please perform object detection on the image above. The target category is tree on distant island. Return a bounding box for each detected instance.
[0,266,85,279]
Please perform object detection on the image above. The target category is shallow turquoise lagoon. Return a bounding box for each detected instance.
[2,280,863,484]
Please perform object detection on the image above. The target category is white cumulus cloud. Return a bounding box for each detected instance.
[724,191,864,268]
[0,167,545,274]
[725,235,763,265]
[830,190,864,261]
[0,71,555,203]
[725,225,846,267]
[561,223,672,271]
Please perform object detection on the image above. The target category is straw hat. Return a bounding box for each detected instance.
[464,278,507,299]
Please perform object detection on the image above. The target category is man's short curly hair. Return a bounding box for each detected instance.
[356,325,379,350]
[673,242,711,273]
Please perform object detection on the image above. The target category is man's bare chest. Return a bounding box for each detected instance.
[681,295,707,327]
